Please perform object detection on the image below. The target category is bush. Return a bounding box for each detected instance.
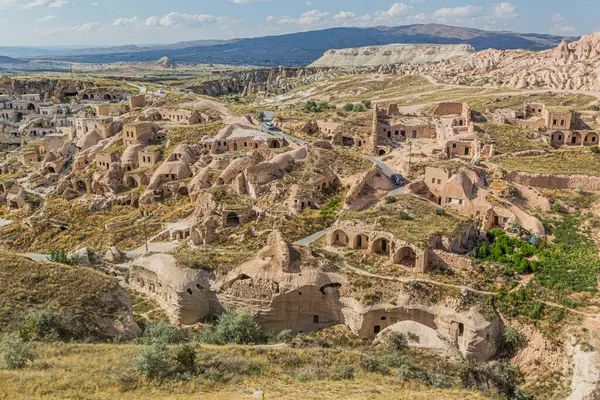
[202,309,268,345]
[274,329,294,343]
[503,325,524,355]
[138,322,184,345]
[303,100,330,113]
[173,344,197,374]
[397,210,411,220]
[589,105,600,111]
[387,332,408,352]
[478,243,489,258]
[48,250,79,266]
[255,111,265,122]
[434,207,445,216]
[19,309,68,342]
[361,100,372,109]
[343,103,354,112]
[591,146,600,154]
[335,365,355,380]
[133,344,173,380]
[360,356,389,374]
[352,104,365,112]
[384,196,397,204]
[0,333,36,369]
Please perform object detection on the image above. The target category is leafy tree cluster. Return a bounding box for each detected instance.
[343,100,371,112]
[303,100,332,113]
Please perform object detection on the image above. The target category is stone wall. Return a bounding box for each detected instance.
[505,171,600,191]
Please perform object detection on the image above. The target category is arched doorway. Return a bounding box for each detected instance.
[395,247,416,267]
[178,186,189,196]
[46,166,56,174]
[76,180,87,193]
[82,94,89,100]
[270,140,281,149]
[353,234,369,249]
[372,238,390,255]
[104,94,112,100]
[378,149,386,156]
[332,230,349,247]
[27,103,35,111]
[226,212,240,227]
[125,176,138,188]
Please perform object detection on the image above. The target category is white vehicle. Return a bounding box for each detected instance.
[264,121,275,130]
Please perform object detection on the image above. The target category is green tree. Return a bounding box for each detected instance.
[202,309,268,345]
[343,103,354,112]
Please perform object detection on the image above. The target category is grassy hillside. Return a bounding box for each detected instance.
[0,252,133,339]
[0,342,492,400]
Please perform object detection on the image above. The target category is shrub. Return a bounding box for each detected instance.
[384,196,397,204]
[202,309,268,345]
[591,146,600,154]
[434,207,445,216]
[19,309,68,342]
[173,344,197,374]
[352,104,365,112]
[478,243,489,258]
[274,329,293,343]
[335,365,355,380]
[387,332,408,352]
[343,103,354,112]
[360,356,389,374]
[361,100,372,109]
[0,333,36,369]
[48,250,79,266]
[589,105,600,111]
[255,111,265,121]
[138,322,184,345]
[397,210,411,220]
[133,344,173,380]
[503,325,524,355]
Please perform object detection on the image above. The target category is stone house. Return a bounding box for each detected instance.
[96,151,119,171]
[95,103,126,117]
[123,122,154,146]
[160,109,204,125]
[129,94,146,109]
[139,148,162,168]
[202,125,284,154]
[130,254,215,325]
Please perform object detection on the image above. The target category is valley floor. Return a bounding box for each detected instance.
[0,343,490,400]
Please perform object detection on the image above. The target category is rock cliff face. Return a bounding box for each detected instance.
[187,67,342,97]
[310,44,475,68]
[391,31,600,91]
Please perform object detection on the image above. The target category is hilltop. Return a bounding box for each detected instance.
[25,23,572,66]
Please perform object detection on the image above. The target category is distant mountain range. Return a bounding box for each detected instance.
[0,24,576,67]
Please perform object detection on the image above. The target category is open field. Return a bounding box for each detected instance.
[498,149,600,176]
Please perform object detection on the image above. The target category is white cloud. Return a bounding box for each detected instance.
[334,11,356,20]
[493,2,518,19]
[36,14,55,22]
[434,5,483,20]
[48,0,67,7]
[158,12,222,28]
[552,13,564,22]
[23,0,47,9]
[375,2,412,18]
[278,9,329,25]
[265,15,275,22]
[0,0,17,8]
[91,2,98,5]
[553,24,576,33]
[112,16,138,27]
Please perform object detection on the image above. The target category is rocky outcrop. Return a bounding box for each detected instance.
[505,171,600,192]
[310,44,475,68]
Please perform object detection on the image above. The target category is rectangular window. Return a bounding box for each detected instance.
[313,315,319,324]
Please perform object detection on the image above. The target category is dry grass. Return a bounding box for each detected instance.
[339,194,470,247]
[0,252,126,335]
[476,123,547,154]
[0,343,491,400]
[498,149,600,176]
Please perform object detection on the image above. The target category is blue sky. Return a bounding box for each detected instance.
[0,0,596,46]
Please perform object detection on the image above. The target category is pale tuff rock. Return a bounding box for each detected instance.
[310,44,475,68]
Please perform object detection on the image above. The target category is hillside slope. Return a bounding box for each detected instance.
[30,24,573,66]
[0,252,139,339]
